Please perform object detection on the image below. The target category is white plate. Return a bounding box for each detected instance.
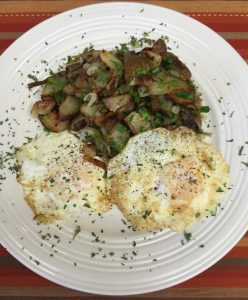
[0,2,248,295]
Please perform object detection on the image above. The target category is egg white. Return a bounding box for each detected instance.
[16,131,110,223]
[107,127,229,231]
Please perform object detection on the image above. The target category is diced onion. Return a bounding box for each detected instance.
[85,92,98,106]
[172,106,181,114]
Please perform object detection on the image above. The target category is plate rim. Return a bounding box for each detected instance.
[0,1,248,295]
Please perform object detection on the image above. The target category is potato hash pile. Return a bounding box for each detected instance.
[29,39,203,158]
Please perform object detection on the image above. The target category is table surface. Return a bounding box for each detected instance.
[0,0,248,299]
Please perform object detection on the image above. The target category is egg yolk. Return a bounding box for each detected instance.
[161,160,204,202]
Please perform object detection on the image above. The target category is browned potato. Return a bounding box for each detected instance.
[59,96,82,121]
[63,84,76,95]
[39,111,70,132]
[31,97,56,117]
[124,112,153,134]
[100,50,123,76]
[103,94,131,113]
[80,103,103,122]
[42,84,57,96]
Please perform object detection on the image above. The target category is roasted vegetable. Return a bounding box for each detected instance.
[80,103,103,122]
[107,123,130,153]
[148,73,190,95]
[31,97,56,117]
[79,127,109,155]
[163,53,191,80]
[100,50,123,76]
[144,51,162,68]
[124,55,150,83]
[124,112,153,134]
[39,111,70,132]
[103,94,132,113]
[28,38,206,158]
[82,143,97,157]
[70,114,88,131]
[151,39,167,56]
[59,96,82,121]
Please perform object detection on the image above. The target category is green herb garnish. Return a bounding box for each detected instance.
[73,226,81,240]
[28,74,38,81]
[142,210,152,219]
[175,91,193,99]
[47,77,65,90]
[54,91,66,104]
[200,106,210,113]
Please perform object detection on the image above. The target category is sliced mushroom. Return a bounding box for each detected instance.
[179,108,201,132]
[124,55,149,83]
[152,39,167,56]
[39,111,70,132]
[103,94,131,113]
[144,50,162,68]
[31,97,56,117]
[70,113,88,131]
[94,112,116,127]
[59,96,82,121]
[164,53,191,80]
[149,73,191,95]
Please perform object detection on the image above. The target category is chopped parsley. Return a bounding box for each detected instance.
[27,74,38,82]
[152,67,160,74]
[200,106,210,113]
[239,146,244,156]
[47,77,65,90]
[142,210,152,219]
[116,123,128,132]
[175,91,193,99]
[72,226,81,240]
[135,67,148,77]
[54,91,66,104]
[195,212,201,218]
[184,231,192,242]
[110,60,122,76]
[216,187,225,192]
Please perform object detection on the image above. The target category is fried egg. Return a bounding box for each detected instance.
[107,127,229,231]
[16,131,110,223]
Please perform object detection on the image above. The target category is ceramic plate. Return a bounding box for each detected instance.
[0,2,248,295]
